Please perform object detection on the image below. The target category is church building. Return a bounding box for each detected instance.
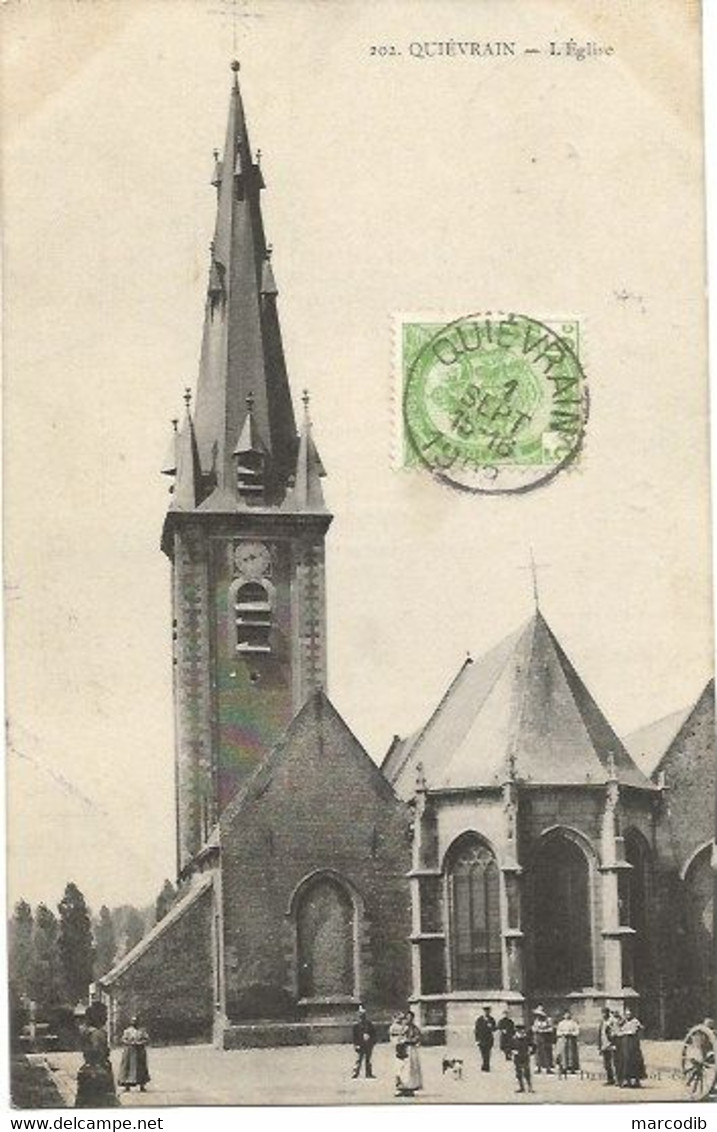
[99,63,715,1048]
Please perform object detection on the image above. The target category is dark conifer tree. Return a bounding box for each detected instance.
[8,900,34,999]
[58,883,94,1004]
[29,904,64,1007]
[123,907,146,952]
[93,905,116,978]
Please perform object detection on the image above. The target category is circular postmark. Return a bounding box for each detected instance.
[402,312,587,494]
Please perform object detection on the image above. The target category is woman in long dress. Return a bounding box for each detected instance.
[533,1007,555,1073]
[555,1010,580,1078]
[393,1010,423,1097]
[617,1008,646,1088]
[498,1008,515,1061]
[75,1002,118,1108]
[118,1016,150,1093]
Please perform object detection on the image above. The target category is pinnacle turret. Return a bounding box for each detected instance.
[286,390,327,512]
[173,392,203,510]
[161,418,179,478]
[260,248,277,297]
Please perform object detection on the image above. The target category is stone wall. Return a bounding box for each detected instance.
[652,682,715,1035]
[219,693,412,1023]
[103,885,215,1045]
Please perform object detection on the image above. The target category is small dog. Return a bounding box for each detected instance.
[441,1056,464,1080]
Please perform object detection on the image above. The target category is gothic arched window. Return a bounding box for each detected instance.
[295,875,357,1000]
[233,581,271,653]
[532,832,593,992]
[447,836,501,990]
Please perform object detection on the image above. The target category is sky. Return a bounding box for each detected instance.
[2,0,712,913]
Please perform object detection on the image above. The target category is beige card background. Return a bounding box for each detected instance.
[1,0,710,913]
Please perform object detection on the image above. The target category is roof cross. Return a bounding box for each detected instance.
[206,0,263,55]
[518,547,549,611]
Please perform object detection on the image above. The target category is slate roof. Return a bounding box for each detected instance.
[191,64,296,502]
[651,678,715,782]
[623,705,693,775]
[384,611,655,797]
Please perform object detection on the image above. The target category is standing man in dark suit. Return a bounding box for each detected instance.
[597,1007,617,1085]
[474,1005,497,1072]
[352,1004,377,1079]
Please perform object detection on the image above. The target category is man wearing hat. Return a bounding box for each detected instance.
[351,1004,377,1079]
[474,1005,497,1072]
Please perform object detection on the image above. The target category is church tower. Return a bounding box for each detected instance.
[161,62,331,876]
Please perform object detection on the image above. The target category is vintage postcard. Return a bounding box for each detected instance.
[2,0,715,1110]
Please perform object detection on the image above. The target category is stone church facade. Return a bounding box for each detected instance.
[99,64,715,1047]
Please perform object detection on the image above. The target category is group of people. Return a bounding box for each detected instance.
[598,1006,647,1088]
[351,1005,424,1097]
[474,1003,646,1091]
[474,1005,537,1092]
[354,1000,646,1097]
[78,998,645,1105]
[74,1002,151,1108]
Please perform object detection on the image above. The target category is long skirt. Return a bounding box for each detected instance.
[620,1034,646,1084]
[556,1035,579,1073]
[75,1063,119,1108]
[396,1046,423,1093]
[535,1032,554,1070]
[118,1044,150,1087]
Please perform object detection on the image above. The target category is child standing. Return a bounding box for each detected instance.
[512,1019,535,1094]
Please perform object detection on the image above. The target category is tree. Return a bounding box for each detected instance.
[154,879,176,924]
[8,900,34,1000]
[93,905,116,979]
[124,907,146,952]
[113,905,147,959]
[58,883,94,1005]
[29,904,64,1007]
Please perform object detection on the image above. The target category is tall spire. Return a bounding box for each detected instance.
[190,60,297,509]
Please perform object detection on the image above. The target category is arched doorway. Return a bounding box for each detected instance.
[295,874,357,999]
[446,835,502,990]
[532,832,593,992]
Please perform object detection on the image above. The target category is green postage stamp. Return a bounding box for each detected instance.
[399,312,588,494]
